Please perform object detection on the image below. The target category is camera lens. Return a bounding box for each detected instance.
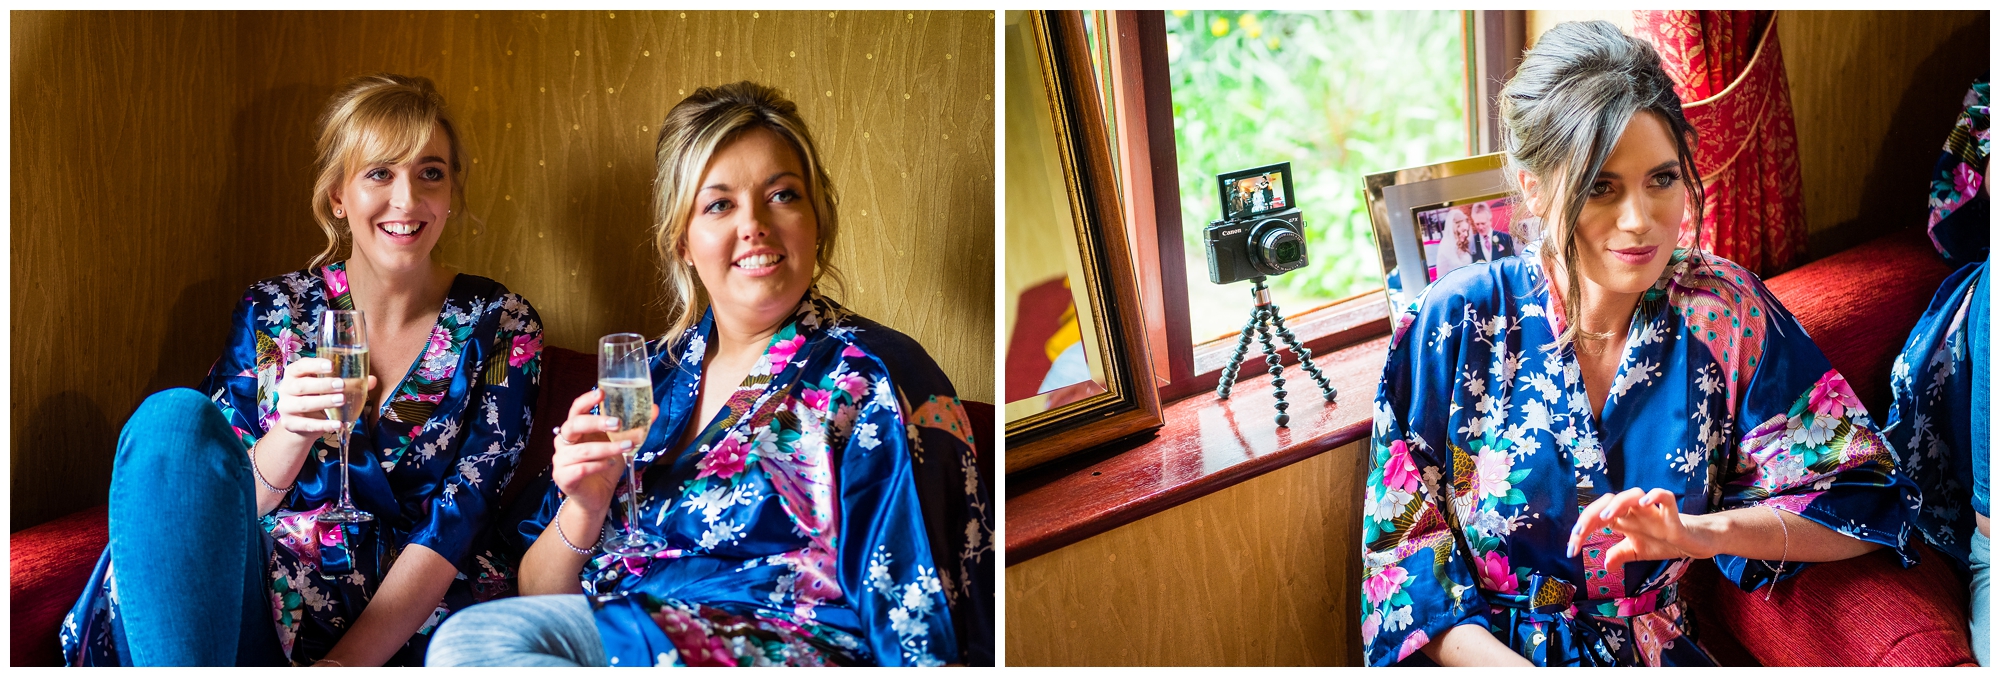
[1251,220,1306,274]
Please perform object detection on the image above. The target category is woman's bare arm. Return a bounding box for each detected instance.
[313,543,459,666]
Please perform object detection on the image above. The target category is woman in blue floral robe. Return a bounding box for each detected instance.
[62,74,542,666]
[1362,22,1917,666]
[427,81,990,668]
[491,292,971,666]
[1882,75,1989,665]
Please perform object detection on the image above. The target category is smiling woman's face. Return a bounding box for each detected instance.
[684,126,819,330]
[331,124,453,274]
[1567,110,1686,297]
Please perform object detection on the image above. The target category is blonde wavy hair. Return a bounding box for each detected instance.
[650,81,844,342]
[307,73,465,269]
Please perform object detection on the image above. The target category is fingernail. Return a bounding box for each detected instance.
[551,427,562,436]
[1601,508,1615,519]
[1567,543,1577,558]
[602,420,621,431]
[619,440,634,450]
[330,395,344,404]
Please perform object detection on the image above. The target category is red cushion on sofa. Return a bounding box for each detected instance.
[1689,543,1975,666]
[10,505,109,667]
[1764,227,1954,417]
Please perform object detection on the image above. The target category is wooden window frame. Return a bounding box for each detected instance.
[1103,10,1524,405]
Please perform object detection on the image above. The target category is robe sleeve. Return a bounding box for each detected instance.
[836,358,958,667]
[407,293,543,568]
[1361,298,1492,666]
[1713,282,1920,590]
[196,291,271,449]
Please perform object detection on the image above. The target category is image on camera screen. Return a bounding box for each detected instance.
[1414,194,1537,282]
[1222,171,1289,219]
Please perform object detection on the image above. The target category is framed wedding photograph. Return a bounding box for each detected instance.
[1363,152,1523,310]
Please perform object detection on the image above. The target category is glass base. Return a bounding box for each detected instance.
[316,506,375,523]
[603,532,668,558]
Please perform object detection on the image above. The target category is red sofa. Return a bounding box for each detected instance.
[10,344,993,666]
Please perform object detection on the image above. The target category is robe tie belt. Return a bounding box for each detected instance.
[1482,573,1683,666]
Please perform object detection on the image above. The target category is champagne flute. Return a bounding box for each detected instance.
[598,333,666,557]
[316,310,375,524]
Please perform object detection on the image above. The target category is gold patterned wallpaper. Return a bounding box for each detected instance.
[11,10,995,529]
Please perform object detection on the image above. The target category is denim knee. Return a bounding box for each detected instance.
[116,388,243,477]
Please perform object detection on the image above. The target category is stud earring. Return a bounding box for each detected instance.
[334,209,344,218]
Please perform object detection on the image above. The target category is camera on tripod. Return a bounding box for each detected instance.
[1197,162,1334,422]
[1204,162,1308,284]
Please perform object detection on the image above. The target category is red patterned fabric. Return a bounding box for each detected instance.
[10,505,109,667]
[1634,10,1808,278]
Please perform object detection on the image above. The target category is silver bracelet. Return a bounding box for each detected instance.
[1763,504,1790,600]
[553,496,598,555]
[248,439,296,494]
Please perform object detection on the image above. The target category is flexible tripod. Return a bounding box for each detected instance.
[1215,277,1337,427]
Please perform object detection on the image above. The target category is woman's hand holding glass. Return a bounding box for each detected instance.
[1567,487,1716,570]
[552,390,653,512]
[273,357,379,439]
[250,357,378,513]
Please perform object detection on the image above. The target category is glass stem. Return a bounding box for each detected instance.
[339,423,354,509]
[622,456,642,543]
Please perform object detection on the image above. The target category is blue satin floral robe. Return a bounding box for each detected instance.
[1363,244,1918,666]
[1883,76,1989,573]
[63,261,543,665]
[511,290,981,667]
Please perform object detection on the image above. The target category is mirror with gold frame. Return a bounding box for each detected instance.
[1003,10,1162,473]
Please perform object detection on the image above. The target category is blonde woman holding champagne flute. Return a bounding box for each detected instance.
[429,81,993,667]
[63,73,545,666]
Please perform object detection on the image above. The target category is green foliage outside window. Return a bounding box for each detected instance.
[1168,10,1467,301]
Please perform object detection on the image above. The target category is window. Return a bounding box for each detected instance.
[1088,11,1511,401]
[1166,10,1468,346]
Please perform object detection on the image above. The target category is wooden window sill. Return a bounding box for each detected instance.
[1005,331,1391,564]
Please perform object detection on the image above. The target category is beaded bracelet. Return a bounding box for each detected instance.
[553,496,599,555]
[248,440,296,495]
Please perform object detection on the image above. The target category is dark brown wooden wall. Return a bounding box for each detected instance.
[11,10,995,530]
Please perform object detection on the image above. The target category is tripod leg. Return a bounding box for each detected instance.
[1254,307,1292,427]
[1215,313,1259,400]
[1266,307,1338,402]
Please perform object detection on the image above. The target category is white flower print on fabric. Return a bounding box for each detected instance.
[866,546,948,667]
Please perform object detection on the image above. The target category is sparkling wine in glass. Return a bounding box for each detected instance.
[316,310,375,524]
[598,333,667,557]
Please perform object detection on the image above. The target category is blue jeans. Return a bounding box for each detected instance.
[427,594,608,666]
[1972,529,1990,667]
[110,388,286,665]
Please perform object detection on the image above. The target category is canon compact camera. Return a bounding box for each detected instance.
[1203,162,1308,284]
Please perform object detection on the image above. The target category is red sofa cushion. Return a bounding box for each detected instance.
[1683,544,1976,666]
[1764,227,1954,417]
[10,505,109,667]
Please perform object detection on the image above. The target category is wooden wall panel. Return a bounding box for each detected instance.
[1005,443,1369,666]
[11,11,253,530]
[1776,10,1988,258]
[11,10,995,531]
